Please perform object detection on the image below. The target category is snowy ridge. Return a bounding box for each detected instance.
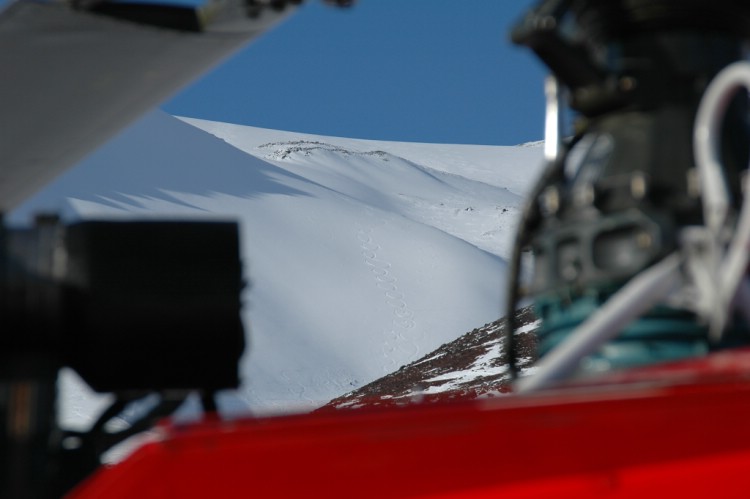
[11,111,544,420]
[257,140,391,161]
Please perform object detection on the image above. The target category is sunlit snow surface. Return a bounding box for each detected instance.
[11,110,543,421]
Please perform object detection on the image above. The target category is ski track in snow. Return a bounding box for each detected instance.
[357,219,422,373]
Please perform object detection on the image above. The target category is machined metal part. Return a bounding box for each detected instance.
[510,0,750,385]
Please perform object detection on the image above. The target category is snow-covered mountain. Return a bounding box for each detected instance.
[10,110,544,423]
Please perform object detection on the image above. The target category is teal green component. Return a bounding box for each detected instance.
[534,293,710,372]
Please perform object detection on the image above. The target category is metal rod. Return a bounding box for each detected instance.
[515,254,682,393]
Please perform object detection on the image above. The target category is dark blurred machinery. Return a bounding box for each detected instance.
[507,0,750,382]
[0,217,245,497]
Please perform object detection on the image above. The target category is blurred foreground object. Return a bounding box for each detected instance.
[508,0,750,388]
[0,0,299,211]
[1,217,244,497]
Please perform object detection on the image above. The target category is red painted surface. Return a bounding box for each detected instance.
[69,349,750,498]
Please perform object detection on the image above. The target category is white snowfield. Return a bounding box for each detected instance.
[11,110,543,421]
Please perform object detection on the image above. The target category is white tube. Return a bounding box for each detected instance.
[693,62,750,336]
[693,62,750,235]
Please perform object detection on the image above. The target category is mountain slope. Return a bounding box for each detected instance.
[11,111,544,419]
[321,307,539,411]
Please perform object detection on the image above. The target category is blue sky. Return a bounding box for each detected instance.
[163,0,545,145]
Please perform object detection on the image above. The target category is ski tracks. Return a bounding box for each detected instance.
[357,219,423,374]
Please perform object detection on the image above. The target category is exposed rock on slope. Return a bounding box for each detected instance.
[321,307,539,411]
